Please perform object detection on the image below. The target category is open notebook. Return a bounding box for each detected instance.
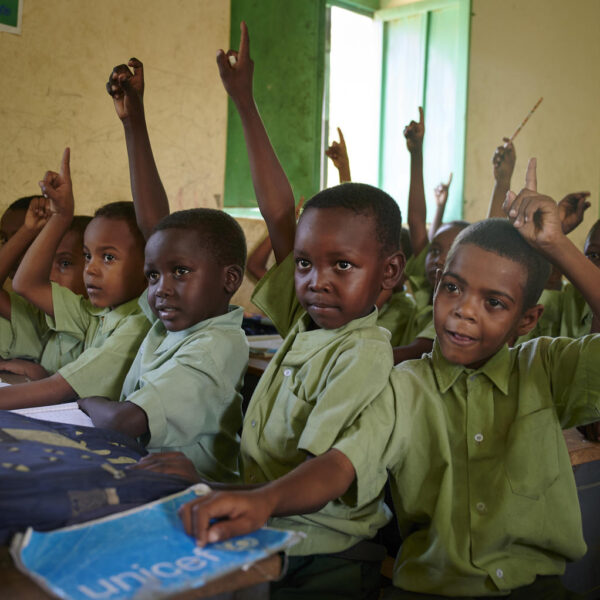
[11,402,93,428]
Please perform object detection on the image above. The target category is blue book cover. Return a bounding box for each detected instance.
[10,484,303,600]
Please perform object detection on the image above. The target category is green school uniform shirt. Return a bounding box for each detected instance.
[0,292,85,373]
[47,283,151,401]
[377,292,435,346]
[122,295,248,483]
[383,336,600,597]
[404,244,432,310]
[517,283,593,344]
[248,253,394,556]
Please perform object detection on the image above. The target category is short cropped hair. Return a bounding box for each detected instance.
[153,208,247,269]
[586,219,600,246]
[68,215,93,238]
[446,218,551,310]
[8,196,38,212]
[400,227,412,260]
[302,183,401,256]
[93,201,145,250]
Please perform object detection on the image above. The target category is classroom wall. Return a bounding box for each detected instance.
[0,0,230,216]
[463,0,600,251]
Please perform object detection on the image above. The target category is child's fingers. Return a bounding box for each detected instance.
[446,172,453,186]
[216,50,231,78]
[525,157,537,191]
[239,21,250,61]
[60,147,70,180]
[207,516,254,544]
[503,190,517,217]
[128,57,144,75]
[418,106,424,124]
[337,127,345,146]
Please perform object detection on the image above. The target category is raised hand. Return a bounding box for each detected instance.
[403,107,425,153]
[434,173,453,207]
[23,196,51,233]
[216,21,254,106]
[178,489,273,547]
[503,158,563,251]
[106,57,145,121]
[38,148,74,220]
[325,128,351,182]
[558,191,591,235]
[492,138,516,183]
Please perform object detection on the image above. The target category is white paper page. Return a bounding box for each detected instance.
[11,402,93,427]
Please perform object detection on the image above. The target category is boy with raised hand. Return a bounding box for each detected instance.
[0,149,150,409]
[0,199,91,380]
[84,58,249,483]
[381,159,600,598]
[171,22,404,599]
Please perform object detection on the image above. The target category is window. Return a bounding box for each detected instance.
[324,0,470,220]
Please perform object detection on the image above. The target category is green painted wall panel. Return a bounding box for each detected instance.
[225,0,326,207]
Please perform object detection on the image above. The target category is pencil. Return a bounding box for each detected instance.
[508,97,543,143]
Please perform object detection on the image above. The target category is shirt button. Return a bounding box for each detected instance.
[496,568,504,578]
[476,502,486,513]
[251,420,257,428]
[474,433,484,443]
[283,368,292,377]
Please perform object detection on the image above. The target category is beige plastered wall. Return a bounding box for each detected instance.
[2,1,599,312]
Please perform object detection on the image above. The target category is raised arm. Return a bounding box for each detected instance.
[429,173,452,241]
[0,198,50,319]
[505,159,600,318]
[404,107,428,256]
[12,149,73,317]
[217,22,295,264]
[107,58,169,239]
[488,138,516,218]
[325,127,351,183]
[178,448,355,546]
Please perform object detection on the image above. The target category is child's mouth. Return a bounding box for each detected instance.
[447,330,477,345]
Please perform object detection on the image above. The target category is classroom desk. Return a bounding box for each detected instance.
[0,546,280,599]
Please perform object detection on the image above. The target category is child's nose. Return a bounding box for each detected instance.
[455,295,477,320]
[155,276,173,297]
[308,269,331,292]
[84,259,100,276]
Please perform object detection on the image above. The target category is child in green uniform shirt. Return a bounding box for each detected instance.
[399,107,469,363]
[0,149,150,409]
[381,160,600,598]
[80,57,249,483]
[79,209,248,483]
[0,202,91,379]
[137,23,403,599]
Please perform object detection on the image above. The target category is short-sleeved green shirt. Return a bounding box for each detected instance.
[48,283,151,400]
[377,293,435,346]
[0,292,86,373]
[404,244,432,310]
[383,336,600,596]
[249,253,394,556]
[122,297,248,483]
[517,283,592,344]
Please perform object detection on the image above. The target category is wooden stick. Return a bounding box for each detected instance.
[508,97,543,143]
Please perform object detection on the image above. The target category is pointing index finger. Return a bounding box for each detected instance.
[418,106,424,125]
[337,127,345,145]
[60,148,71,179]
[239,21,249,61]
[525,157,537,191]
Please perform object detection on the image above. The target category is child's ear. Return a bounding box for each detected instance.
[223,264,244,295]
[381,251,406,290]
[515,303,544,336]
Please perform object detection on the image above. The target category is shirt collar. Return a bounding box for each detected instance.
[153,305,244,354]
[431,339,512,395]
[282,307,382,366]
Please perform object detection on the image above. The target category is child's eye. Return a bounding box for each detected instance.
[83,252,91,262]
[59,260,73,269]
[487,297,506,309]
[444,282,458,293]
[295,258,311,270]
[103,253,115,263]
[429,247,441,258]
[174,266,190,278]
[145,271,159,283]
[336,260,352,271]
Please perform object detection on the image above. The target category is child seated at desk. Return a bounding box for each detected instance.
[81,55,249,483]
[79,209,248,483]
[140,22,403,599]
[381,160,600,598]
[0,197,91,380]
[0,149,150,409]
[174,160,600,599]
